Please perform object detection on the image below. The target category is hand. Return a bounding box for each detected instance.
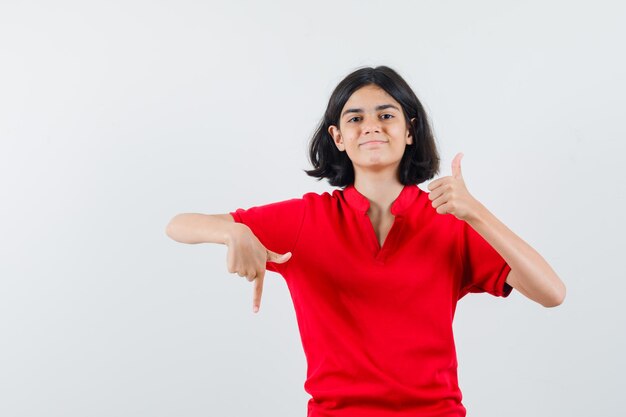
[426,152,481,222]
[226,225,292,313]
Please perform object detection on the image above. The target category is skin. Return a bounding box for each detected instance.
[239,84,415,313]
[428,153,566,307]
[328,84,416,217]
[227,84,565,312]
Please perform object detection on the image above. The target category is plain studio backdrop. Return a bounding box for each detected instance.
[1,1,624,416]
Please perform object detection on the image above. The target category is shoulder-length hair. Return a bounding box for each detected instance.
[304,65,440,188]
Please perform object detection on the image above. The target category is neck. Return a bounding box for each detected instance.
[353,169,404,215]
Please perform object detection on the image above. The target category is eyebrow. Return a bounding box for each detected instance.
[341,104,400,119]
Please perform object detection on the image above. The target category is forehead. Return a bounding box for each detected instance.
[343,85,398,107]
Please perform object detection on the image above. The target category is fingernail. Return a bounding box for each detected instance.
[253,305,259,313]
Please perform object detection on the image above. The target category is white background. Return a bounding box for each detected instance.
[1,1,624,416]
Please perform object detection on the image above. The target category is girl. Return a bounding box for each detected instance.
[166,66,566,417]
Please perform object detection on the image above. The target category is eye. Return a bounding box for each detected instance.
[347,116,361,123]
[381,113,394,120]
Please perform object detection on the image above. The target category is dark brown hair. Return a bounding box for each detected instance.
[304,65,440,187]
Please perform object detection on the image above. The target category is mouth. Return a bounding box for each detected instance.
[359,140,388,146]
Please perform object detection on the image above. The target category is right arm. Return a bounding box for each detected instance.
[165,213,291,313]
[165,213,246,245]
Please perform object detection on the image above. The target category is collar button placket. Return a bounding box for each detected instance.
[342,184,419,263]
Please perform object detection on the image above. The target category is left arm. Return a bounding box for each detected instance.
[428,152,566,308]
[466,201,566,308]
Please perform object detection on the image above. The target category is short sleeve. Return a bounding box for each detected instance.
[458,219,513,299]
[229,197,306,273]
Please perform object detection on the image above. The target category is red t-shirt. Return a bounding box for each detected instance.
[229,183,513,417]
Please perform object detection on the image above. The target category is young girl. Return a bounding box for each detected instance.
[166,66,566,417]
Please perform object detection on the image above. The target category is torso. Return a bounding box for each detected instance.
[289,185,471,415]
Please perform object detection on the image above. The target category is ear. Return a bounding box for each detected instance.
[328,125,345,151]
[406,118,416,145]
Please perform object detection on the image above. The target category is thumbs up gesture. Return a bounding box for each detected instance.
[426,152,481,222]
[226,225,292,313]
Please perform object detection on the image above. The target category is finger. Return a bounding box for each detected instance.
[428,175,454,193]
[452,152,464,179]
[431,192,449,211]
[436,202,450,215]
[427,186,444,202]
[427,178,442,191]
[428,175,453,191]
[252,271,265,313]
[432,194,453,214]
[267,250,292,264]
[428,179,453,201]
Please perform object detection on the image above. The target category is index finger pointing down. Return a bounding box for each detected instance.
[252,272,265,313]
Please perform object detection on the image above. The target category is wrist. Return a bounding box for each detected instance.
[467,199,488,225]
[224,222,249,246]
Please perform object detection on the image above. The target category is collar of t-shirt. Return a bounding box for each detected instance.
[342,183,422,216]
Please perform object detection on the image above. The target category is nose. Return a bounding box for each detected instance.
[362,115,381,134]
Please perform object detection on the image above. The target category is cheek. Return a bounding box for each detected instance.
[389,124,408,136]
[342,129,361,143]
[342,125,358,135]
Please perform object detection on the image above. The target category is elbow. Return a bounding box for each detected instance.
[542,282,567,308]
[542,297,563,308]
[165,215,182,240]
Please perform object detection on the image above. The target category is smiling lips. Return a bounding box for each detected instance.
[360,140,388,146]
